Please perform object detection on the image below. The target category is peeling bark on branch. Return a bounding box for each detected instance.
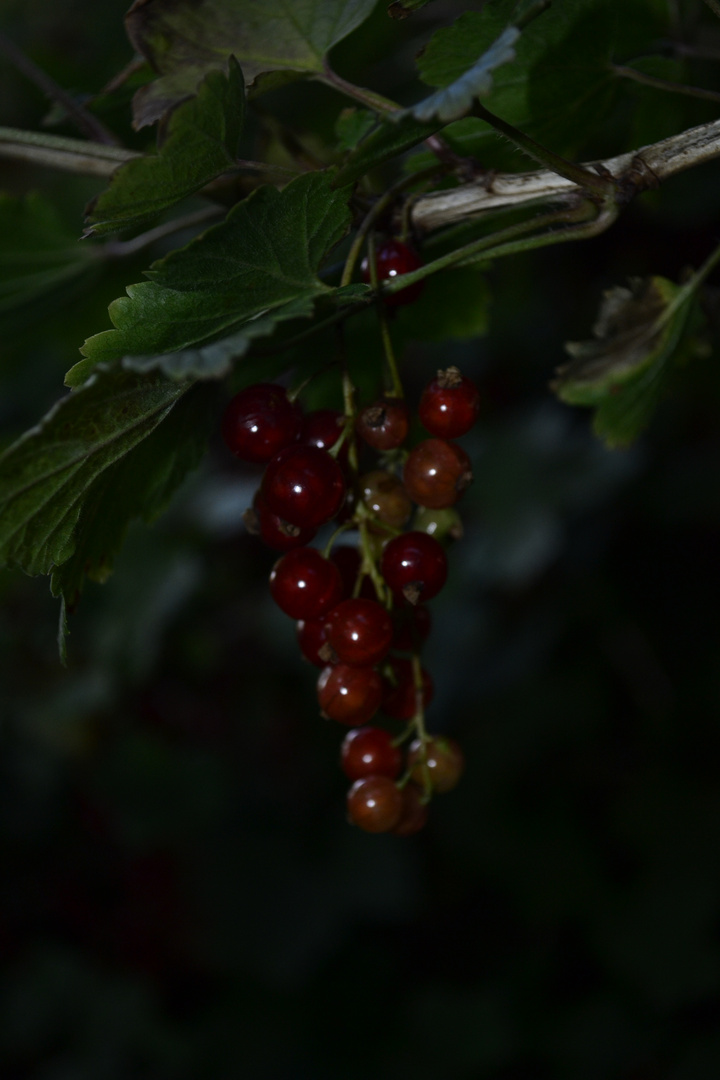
[410,118,720,234]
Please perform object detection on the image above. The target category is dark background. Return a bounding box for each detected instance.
[1,2,720,1077]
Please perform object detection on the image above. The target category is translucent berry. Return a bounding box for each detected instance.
[403,438,473,510]
[222,383,302,463]
[392,784,429,837]
[296,618,332,667]
[262,444,346,528]
[361,238,425,307]
[356,399,410,451]
[325,598,394,667]
[381,531,448,604]
[244,492,316,552]
[419,366,481,438]
[408,736,464,794]
[347,775,404,832]
[340,726,403,781]
[269,548,343,620]
[412,505,463,544]
[359,470,412,533]
[381,658,434,720]
[300,409,348,463]
[317,663,384,725]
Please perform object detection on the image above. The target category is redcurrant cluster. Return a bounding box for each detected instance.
[221,240,479,835]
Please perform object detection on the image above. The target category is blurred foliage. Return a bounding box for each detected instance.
[2,1,720,1078]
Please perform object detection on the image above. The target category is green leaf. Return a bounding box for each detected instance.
[126,0,379,127]
[73,171,352,384]
[552,277,693,448]
[121,295,316,381]
[85,58,246,236]
[411,25,520,123]
[335,107,376,151]
[416,2,669,155]
[0,368,211,600]
[50,380,218,606]
[0,193,97,331]
[333,111,443,187]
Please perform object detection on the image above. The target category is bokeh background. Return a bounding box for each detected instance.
[2,2,720,1077]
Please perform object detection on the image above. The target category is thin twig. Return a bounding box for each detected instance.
[102,206,225,258]
[0,125,136,177]
[0,31,120,146]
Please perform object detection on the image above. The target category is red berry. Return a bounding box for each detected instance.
[269,548,343,619]
[222,383,302,463]
[325,598,394,667]
[346,775,404,832]
[419,367,481,439]
[392,784,429,837]
[381,658,434,720]
[408,736,464,794]
[245,492,316,552]
[300,409,348,463]
[340,726,403,781]
[403,438,473,509]
[356,399,409,451]
[296,618,332,667]
[317,663,383,725]
[392,605,432,651]
[361,238,425,308]
[381,531,448,604]
[261,444,346,528]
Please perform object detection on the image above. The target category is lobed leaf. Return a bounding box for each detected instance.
[0,368,206,593]
[126,0,379,127]
[411,25,520,124]
[74,171,353,384]
[85,58,246,236]
[553,276,693,448]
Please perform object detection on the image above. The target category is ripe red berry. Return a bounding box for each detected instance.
[296,618,332,667]
[361,238,425,307]
[346,775,404,832]
[245,492,316,552]
[381,658,434,720]
[317,663,384,725]
[392,605,432,651]
[261,444,346,528]
[340,726,403,781]
[356,399,410,451]
[269,548,343,619]
[381,531,448,604]
[408,736,464,793]
[300,409,348,463]
[392,784,429,837]
[403,438,473,509]
[419,367,481,439]
[222,383,302,463]
[325,598,394,667]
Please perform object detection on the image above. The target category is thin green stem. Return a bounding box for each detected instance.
[318,61,399,113]
[340,164,444,289]
[366,232,404,398]
[657,236,720,327]
[473,102,616,198]
[613,63,720,105]
[102,206,224,258]
[0,125,136,177]
[323,521,355,559]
